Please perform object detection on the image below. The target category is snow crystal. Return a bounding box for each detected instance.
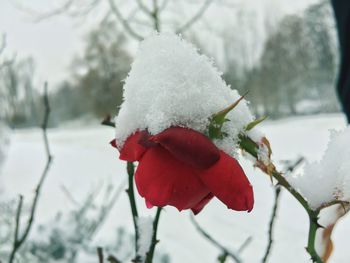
[136,216,153,258]
[287,127,350,210]
[114,33,254,156]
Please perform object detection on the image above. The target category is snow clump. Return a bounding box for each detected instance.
[114,33,254,157]
[287,127,350,210]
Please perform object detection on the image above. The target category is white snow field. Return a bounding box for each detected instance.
[1,113,349,263]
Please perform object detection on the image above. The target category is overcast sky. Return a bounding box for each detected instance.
[0,0,319,89]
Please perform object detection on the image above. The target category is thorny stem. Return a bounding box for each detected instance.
[126,162,163,263]
[239,135,323,262]
[307,212,323,263]
[145,207,162,263]
[126,161,140,259]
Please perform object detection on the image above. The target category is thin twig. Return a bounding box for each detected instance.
[237,236,252,254]
[261,187,281,263]
[135,0,152,16]
[8,82,52,263]
[14,0,75,22]
[152,0,160,32]
[89,181,127,240]
[108,0,143,41]
[190,215,251,263]
[176,0,213,34]
[159,0,169,12]
[60,184,80,206]
[262,157,304,263]
[10,195,23,261]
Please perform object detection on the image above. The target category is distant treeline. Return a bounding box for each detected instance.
[0,1,340,127]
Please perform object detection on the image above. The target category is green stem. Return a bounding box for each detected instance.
[239,135,323,262]
[145,207,162,263]
[306,212,323,263]
[126,162,140,259]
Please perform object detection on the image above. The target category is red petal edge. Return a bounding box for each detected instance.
[191,193,214,215]
[199,151,254,212]
[119,132,147,162]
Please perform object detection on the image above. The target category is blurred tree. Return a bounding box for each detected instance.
[50,21,132,122]
[238,1,339,118]
[0,57,39,127]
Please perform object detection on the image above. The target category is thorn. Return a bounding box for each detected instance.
[316,222,325,229]
[213,91,248,118]
[245,115,268,131]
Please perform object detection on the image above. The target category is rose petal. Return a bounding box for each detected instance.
[199,151,254,212]
[150,127,220,169]
[191,193,214,215]
[145,200,154,209]
[137,130,158,148]
[119,132,147,161]
[110,139,117,148]
[135,146,210,211]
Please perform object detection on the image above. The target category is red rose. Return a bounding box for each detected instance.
[111,127,254,214]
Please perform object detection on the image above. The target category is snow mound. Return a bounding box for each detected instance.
[288,127,350,210]
[114,33,254,156]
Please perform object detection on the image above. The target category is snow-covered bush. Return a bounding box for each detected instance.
[288,127,350,210]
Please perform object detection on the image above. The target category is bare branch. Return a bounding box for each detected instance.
[237,236,252,254]
[15,0,101,22]
[135,0,152,16]
[159,0,169,12]
[107,0,143,41]
[97,247,104,263]
[262,157,305,263]
[176,0,213,34]
[8,82,53,263]
[261,187,281,263]
[101,114,116,127]
[0,34,15,71]
[152,0,160,31]
[107,255,122,263]
[60,184,80,206]
[190,214,251,263]
[15,0,75,22]
[11,196,23,258]
[127,6,153,28]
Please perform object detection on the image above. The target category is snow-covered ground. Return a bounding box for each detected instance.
[1,113,349,263]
